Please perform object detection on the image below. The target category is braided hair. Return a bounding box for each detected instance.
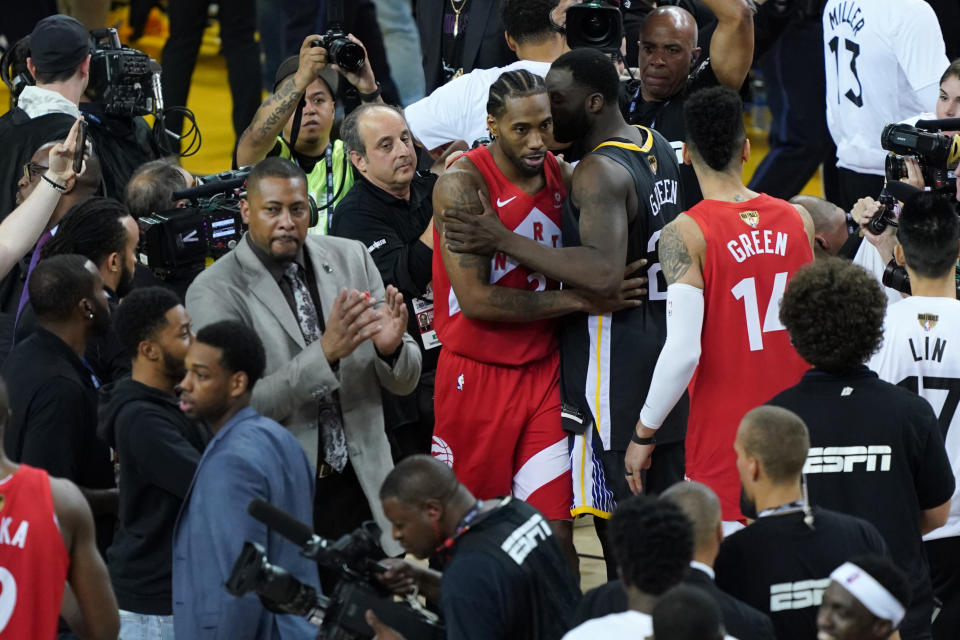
[41,197,129,268]
[487,69,547,119]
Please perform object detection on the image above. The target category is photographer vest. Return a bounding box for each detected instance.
[272,137,354,234]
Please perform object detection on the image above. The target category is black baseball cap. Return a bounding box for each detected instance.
[29,15,92,74]
[273,55,339,97]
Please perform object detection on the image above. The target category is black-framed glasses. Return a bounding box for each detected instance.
[23,162,49,181]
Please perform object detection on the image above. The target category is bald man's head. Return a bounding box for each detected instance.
[737,406,810,485]
[661,482,721,553]
[379,454,460,506]
[639,7,700,102]
[791,195,848,257]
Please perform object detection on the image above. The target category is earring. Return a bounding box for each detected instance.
[89,313,94,319]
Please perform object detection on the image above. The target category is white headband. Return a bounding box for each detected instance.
[829,562,906,627]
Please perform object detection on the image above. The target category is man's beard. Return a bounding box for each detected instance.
[552,109,590,144]
[115,263,135,298]
[162,349,186,382]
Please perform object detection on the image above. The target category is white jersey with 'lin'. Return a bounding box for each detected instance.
[868,295,960,540]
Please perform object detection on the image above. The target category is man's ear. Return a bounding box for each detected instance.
[79,54,91,77]
[349,150,367,174]
[505,32,518,53]
[742,137,751,164]
[424,498,444,522]
[139,339,160,362]
[26,58,37,79]
[691,47,702,67]
[748,456,761,483]
[107,251,121,274]
[486,114,499,139]
[240,198,251,224]
[894,243,906,266]
[229,370,250,399]
[587,93,604,114]
[872,620,893,639]
[681,142,692,166]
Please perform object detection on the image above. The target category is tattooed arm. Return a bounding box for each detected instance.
[658,213,706,288]
[442,153,633,297]
[434,160,591,322]
[236,35,327,166]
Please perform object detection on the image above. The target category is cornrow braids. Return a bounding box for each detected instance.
[487,70,547,119]
[41,197,130,268]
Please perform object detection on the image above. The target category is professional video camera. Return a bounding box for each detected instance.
[87,28,162,117]
[565,1,624,53]
[136,167,248,279]
[227,499,444,640]
[882,258,960,298]
[882,121,960,191]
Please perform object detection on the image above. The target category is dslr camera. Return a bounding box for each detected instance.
[312,28,365,74]
[565,1,624,53]
[227,500,444,640]
[882,122,960,191]
[87,28,162,117]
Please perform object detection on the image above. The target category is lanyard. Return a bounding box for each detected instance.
[757,500,805,519]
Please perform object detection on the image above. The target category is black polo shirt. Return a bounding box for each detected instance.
[768,367,956,639]
[1,327,115,550]
[330,172,437,370]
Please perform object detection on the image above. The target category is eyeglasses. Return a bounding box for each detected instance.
[23,162,49,181]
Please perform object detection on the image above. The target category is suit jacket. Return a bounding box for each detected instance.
[415,0,516,94]
[186,234,420,554]
[172,406,318,640]
[688,566,776,640]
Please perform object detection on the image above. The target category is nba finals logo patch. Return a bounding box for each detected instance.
[918,313,939,331]
[647,155,658,175]
[0,494,5,512]
[739,210,760,229]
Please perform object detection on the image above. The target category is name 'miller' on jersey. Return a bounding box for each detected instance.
[826,1,864,36]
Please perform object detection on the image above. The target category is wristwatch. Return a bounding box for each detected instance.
[631,431,656,446]
[357,81,382,102]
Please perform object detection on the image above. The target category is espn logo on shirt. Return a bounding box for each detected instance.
[770,578,831,612]
[501,513,552,566]
[803,446,892,474]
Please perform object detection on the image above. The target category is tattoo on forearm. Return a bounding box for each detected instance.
[254,78,304,139]
[659,224,692,284]
[487,286,566,316]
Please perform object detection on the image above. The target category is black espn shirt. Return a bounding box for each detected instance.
[715,508,887,640]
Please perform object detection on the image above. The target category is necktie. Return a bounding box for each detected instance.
[283,263,348,472]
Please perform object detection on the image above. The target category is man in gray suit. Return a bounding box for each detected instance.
[186,157,421,555]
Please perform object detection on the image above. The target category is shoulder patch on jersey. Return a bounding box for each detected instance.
[739,210,760,229]
[918,313,938,331]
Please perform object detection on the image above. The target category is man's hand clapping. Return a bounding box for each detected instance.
[372,285,408,358]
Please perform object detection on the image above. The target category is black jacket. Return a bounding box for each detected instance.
[98,377,209,614]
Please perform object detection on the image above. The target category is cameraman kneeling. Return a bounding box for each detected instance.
[366,455,581,640]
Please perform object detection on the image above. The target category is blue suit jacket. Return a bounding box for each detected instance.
[172,406,318,639]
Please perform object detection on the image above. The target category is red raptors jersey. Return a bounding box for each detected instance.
[684,194,813,520]
[433,145,566,365]
[0,464,70,639]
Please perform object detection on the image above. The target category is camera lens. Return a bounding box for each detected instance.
[582,15,613,42]
[329,39,365,73]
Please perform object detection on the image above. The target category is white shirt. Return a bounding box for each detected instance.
[562,610,654,640]
[852,239,904,307]
[822,0,947,175]
[564,609,738,640]
[868,295,960,540]
[404,59,553,150]
[16,85,80,119]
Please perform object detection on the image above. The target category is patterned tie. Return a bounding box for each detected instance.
[283,263,349,472]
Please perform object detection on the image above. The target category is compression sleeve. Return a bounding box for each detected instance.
[638,283,704,429]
